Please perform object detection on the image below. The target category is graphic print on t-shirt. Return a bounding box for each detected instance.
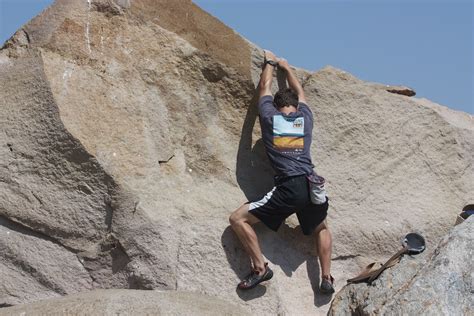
[273,115,304,153]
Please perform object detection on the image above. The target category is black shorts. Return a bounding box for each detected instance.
[248,174,328,235]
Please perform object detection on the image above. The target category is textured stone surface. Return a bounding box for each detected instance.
[0,0,473,315]
[329,217,474,315]
[0,289,249,315]
[0,216,92,306]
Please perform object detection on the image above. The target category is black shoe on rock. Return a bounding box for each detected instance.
[320,274,335,294]
[238,263,273,290]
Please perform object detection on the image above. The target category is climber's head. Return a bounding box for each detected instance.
[274,88,298,110]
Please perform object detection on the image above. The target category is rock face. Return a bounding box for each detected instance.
[0,0,473,314]
[0,289,249,315]
[329,217,474,315]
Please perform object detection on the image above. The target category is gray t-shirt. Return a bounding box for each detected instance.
[258,95,314,177]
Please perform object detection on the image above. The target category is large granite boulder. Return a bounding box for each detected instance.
[0,289,249,315]
[0,0,473,314]
[329,217,474,315]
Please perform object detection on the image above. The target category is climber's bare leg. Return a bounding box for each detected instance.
[315,220,332,278]
[229,204,266,274]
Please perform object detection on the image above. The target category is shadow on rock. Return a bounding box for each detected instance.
[236,285,267,301]
[235,93,274,201]
[272,224,333,306]
[221,226,253,280]
[222,223,330,307]
[307,256,333,307]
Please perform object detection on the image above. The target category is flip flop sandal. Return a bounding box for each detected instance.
[456,204,474,225]
[238,263,273,290]
[347,233,426,284]
[367,232,426,283]
[347,262,383,284]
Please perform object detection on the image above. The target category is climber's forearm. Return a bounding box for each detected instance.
[258,64,275,98]
[285,67,306,103]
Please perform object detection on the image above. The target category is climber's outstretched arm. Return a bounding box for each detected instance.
[278,58,307,104]
[258,50,277,98]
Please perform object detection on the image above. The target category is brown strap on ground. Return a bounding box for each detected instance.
[347,262,383,283]
[347,247,407,284]
[367,247,408,283]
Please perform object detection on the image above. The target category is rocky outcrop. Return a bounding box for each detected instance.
[1,0,473,315]
[329,217,474,315]
[370,83,416,96]
[0,289,249,315]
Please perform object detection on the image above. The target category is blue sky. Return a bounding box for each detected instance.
[1,0,472,114]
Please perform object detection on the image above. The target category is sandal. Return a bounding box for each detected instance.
[347,262,383,284]
[238,263,273,290]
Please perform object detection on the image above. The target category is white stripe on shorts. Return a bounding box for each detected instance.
[249,187,276,211]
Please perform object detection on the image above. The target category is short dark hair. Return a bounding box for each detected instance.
[274,88,299,108]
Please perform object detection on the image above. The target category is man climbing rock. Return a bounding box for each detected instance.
[229,50,334,294]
